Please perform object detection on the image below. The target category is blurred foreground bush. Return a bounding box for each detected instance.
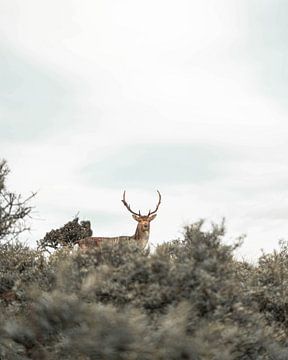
[1,220,288,359]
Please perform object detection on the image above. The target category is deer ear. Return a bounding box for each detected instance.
[132,214,140,221]
[149,214,157,221]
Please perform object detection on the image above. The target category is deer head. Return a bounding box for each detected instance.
[122,190,161,246]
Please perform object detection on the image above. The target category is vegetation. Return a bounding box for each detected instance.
[0,159,35,242]
[37,217,92,252]
[1,160,288,359]
[2,224,288,359]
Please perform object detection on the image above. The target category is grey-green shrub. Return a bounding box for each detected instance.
[1,220,288,359]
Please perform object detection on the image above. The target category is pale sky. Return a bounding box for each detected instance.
[1,0,288,260]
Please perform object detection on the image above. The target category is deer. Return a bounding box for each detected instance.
[77,190,161,251]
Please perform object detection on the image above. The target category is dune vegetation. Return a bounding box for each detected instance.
[1,159,288,359]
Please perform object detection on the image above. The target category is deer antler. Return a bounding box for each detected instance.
[148,190,161,216]
[122,191,141,216]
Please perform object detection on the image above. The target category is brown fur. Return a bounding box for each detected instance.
[78,191,161,251]
[78,214,157,251]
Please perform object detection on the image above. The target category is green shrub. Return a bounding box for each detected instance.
[37,217,92,251]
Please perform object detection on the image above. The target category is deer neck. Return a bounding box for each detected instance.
[133,224,149,247]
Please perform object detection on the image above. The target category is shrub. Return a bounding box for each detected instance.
[1,220,288,359]
[0,159,35,242]
[37,217,92,252]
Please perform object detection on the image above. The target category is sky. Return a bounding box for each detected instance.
[1,0,288,260]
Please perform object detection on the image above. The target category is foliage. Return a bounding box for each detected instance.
[0,159,35,242]
[37,217,92,252]
[1,220,288,359]
[246,240,288,330]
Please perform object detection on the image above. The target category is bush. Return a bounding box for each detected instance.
[37,217,92,252]
[246,240,288,330]
[0,159,35,242]
[1,220,288,359]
